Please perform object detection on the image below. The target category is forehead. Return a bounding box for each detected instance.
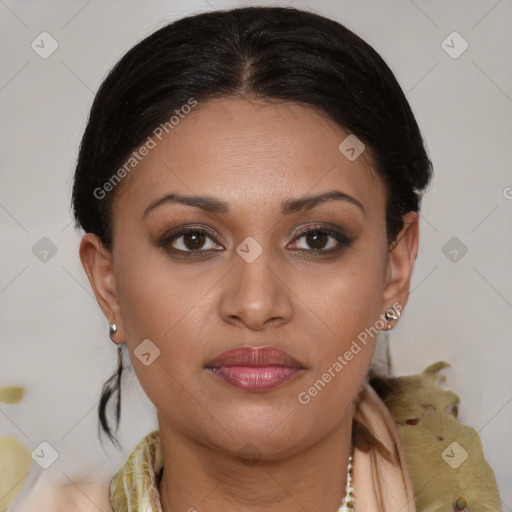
[112,97,385,220]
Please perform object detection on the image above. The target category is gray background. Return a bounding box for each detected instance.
[1,0,511,507]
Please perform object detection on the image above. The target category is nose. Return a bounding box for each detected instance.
[219,244,293,331]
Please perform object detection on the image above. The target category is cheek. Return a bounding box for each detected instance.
[306,247,388,344]
[294,246,388,418]
[294,260,385,428]
[113,257,204,414]
[112,239,217,387]
[113,228,198,339]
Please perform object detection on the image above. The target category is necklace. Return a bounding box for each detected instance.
[337,449,355,511]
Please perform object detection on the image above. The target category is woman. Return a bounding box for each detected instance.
[14,5,431,511]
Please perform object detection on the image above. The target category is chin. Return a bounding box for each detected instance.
[202,406,321,460]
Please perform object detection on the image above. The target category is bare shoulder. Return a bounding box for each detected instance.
[12,477,112,512]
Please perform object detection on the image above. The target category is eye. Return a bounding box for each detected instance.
[288,225,353,254]
[158,223,353,258]
[159,227,224,254]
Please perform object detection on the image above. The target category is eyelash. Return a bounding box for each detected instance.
[158,224,353,258]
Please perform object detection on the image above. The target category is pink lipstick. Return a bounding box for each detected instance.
[205,346,304,392]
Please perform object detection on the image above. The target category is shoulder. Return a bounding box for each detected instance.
[12,477,112,512]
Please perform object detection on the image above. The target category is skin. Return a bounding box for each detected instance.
[80,97,419,512]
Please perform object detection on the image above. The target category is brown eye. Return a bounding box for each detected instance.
[181,231,206,250]
[303,230,331,250]
[160,228,224,254]
[289,225,353,254]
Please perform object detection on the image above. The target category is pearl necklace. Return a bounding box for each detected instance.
[337,449,355,511]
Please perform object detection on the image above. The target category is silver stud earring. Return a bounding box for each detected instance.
[384,306,400,321]
[109,323,117,342]
[384,305,401,330]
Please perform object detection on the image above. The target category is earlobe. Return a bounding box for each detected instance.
[79,233,125,342]
[381,211,420,320]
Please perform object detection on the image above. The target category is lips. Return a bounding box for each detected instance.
[205,346,304,392]
[206,346,303,368]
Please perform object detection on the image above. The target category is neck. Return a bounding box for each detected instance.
[157,404,354,512]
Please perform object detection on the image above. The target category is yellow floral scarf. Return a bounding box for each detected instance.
[109,429,164,512]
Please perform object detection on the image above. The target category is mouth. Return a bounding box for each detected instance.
[204,346,305,392]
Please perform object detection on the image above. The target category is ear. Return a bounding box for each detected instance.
[79,233,125,344]
[381,211,419,319]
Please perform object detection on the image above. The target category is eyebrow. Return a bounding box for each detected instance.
[142,190,365,219]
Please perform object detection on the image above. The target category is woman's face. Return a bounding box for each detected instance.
[81,98,417,459]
